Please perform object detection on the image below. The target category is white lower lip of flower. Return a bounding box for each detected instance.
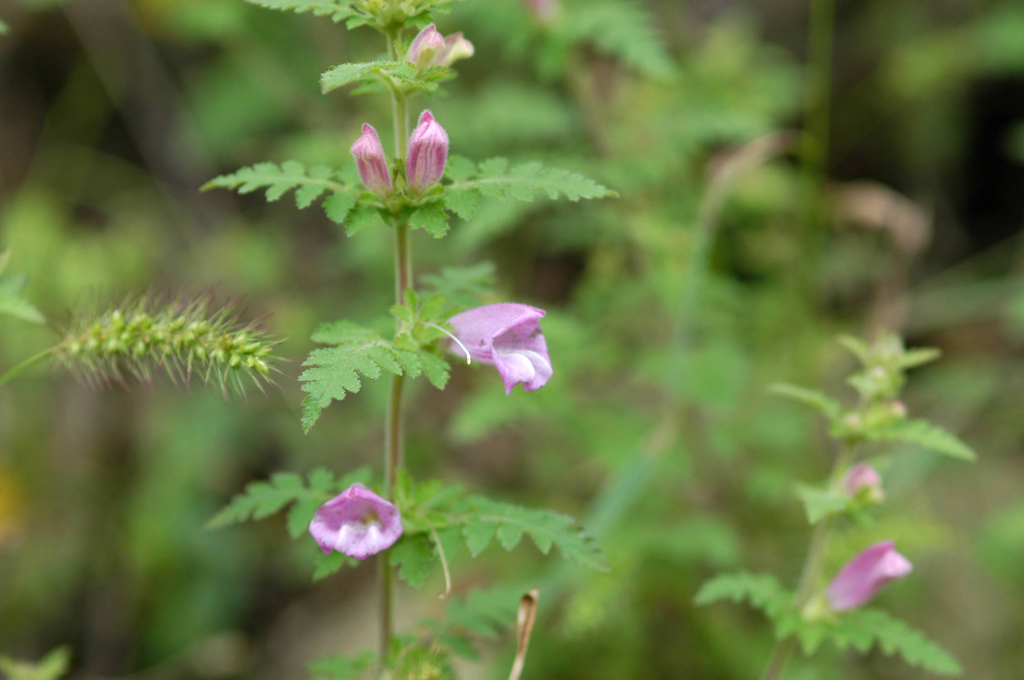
[495,349,552,385]
[334,520,384,554]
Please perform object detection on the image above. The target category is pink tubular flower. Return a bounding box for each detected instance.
[309,484,403,560]
[437,32,474,67]
[350,124,392,196]
[843,463,884,501]
[826,541,912,612]
[447,303,552,394]
[406,24,446,70]
[406,110,448,192]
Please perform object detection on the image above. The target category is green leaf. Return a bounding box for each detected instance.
[243,0,358,23]
[454,158,617,203]
[801,609,963,675]
[898,347,942,369]
[203,161,360,221]
[0,271,44,324]
[694,571,792,620]
[300,322,444,431]
[345,203,388,235]
[309,651,375,680]
[312,550,358,582]
[421,262,496,309]
[410,202,450,238]
[321,60,450,96]
[0,648,71,680]
[864,419,977,461]
[389,534,436,589]
[459,496,609,571]
[564,0,675,80]
[323,191,358,225]
[797,485,849,524]
[443,187,480,220]
[770,383,842,421]
[444,155,476,182]
[0,19,8,36]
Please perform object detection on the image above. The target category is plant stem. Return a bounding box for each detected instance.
[800,0,835,255]
[379,26,412,674]
[0,347,56,388]
[759,443,854,680]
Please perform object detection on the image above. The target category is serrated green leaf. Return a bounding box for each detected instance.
[417,351,451,389]
[346,203,388,235]
[694,571,792,620]
[312,550,357,582]
[389,534,436,589]
[321,60,450,96]
[453,159,616,203]
[864,419,977,461]
[797,485,849,524]
[243,0,357,23]
[410,202,451,238]
[443,187,480,220]
[461,496,609,571]
[564,0,674,80]
[421,262,496,309]
[770,383,842,421]
[462,517,496,556]
[203,161,353,220]
[308,651,375,680]
[444,155,476,182]
[323,191,358,225]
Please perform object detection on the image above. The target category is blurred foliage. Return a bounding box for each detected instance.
[1,0,1024,679]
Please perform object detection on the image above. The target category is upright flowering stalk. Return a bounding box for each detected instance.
[350,124,392,197]
[406,110,449,192]
[826,541,912,611]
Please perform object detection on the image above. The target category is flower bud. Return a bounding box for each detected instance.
[843,463,884,502]
[523,0,562,24]
[436,32,474,67]
[406,110,448,192]
[406,24,446,70]
[826,541,912,611]
[350,123,392,196]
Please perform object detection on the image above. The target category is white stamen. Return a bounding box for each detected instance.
[427,322,471,364]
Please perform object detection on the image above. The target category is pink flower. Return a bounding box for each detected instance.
[826,541,912,611]
[309,484,403,560]
[407,24,474,69]
[448,303,552,394]
[350,124,392,196]
[523,0,562,24]
[843,463,884,501]
[406,110,448,192]
[406,24,446,70]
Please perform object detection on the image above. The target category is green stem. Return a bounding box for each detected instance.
[759,444,854,680]
[0,347,56,388]
[800,0,835,246]
[379,26,411,674]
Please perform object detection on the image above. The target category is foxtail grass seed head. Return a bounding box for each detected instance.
[350,123,392,196]
[826,541,912,612]
[406,110,449,192]
[55,296,280,396]
[447,303,552,394]
[309,484,403,560]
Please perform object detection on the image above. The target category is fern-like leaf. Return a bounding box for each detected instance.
[203,161,361,226]
[243,0,357,21]
[694,571,793,619]
[564,0,675,80]
[458,496,610,571]
[320,61,451,95]
[450,158,617,204]
[308,651,375,680]
[770,383,842,421]
[299,321,449,432]
[864,419,977,461]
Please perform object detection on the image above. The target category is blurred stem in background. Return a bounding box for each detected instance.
[801,0,836,285]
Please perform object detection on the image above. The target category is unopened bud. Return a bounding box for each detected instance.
[523,0,562,24]
[406,24,446,70]
[350,124,392,196]
[406,110,448,192]
[843,463,884,502]
[436,32,474,67]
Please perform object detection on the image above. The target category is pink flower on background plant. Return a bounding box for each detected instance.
[406,24,446,69]
[309,484,403,560]
[843,463,884,501]
[406,24,474,69]
[406,110,448,192]
[826,541,912,611]
[350,124,392,196]
[447,303,553,394]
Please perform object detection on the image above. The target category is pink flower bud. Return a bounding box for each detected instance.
[843,463,884,501]
[436,32,474,67]
[309,484,403,560]
[523,0,562,24]
[406,110,448,192]
[447,303,552,394]
[350,124,391,196]
[826,541,912,611]
[406,24,446,70]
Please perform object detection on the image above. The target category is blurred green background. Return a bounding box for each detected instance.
[1,0,1024,678]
